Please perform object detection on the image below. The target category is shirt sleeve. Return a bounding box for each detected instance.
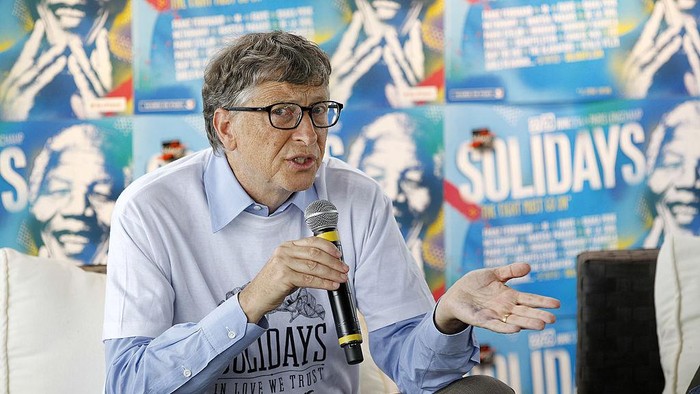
[368,309,481,393]
[104,294,268,394]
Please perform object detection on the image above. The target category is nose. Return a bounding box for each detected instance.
[291,112,318,146]
[63,188,94,217]
[381,176,406,203]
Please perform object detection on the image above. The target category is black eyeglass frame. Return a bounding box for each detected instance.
[222,100,344,130]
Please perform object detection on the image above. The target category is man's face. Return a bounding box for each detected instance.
[647,123,700,233]
[358,126,430,231]
[39,0,106,35]
[30,145,115,263]
[222,81,329,206]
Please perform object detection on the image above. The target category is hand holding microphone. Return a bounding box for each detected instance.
[305,200,364,365]
[236,219,351,327]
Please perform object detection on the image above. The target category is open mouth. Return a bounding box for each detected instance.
[667,201,700,225]
[288,155,316,169]
[54,6,87,18]
[54,230,91,246]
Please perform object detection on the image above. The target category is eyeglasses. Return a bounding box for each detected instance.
[223,100,343,130]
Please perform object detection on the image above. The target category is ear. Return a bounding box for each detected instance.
[213,108,237,151]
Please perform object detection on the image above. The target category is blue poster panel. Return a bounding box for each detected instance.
[321,0,445,109]
[445,0,700,103]
[133,0,342,115]
[445,97,700,314]
[470,317,577,394]
[0,0,133,120]
[133,0,444,115]
[328,105,446,298]
[132,114,209,179]
[0,118,132,265]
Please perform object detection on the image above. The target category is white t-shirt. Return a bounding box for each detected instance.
[103,149,435,393]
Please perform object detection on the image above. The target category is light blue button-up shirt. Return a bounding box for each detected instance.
[103,149,479,393]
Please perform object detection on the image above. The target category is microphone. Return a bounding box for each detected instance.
[304,200,364,365]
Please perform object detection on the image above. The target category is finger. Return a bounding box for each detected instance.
[7,42,67,99]
[683,34,700,77]
[92,29,112,90]
[290,260,348,290]
[628,23,683,75]
[67,38,106,96]
[637,1,667,49]
[645,34,683,74]
[22,55,67,100]
[661,0,683,25]
[340,46,382,86]
[513,291,561,309]
[1,21,50,94]
[15,19,46,68]
[482,317,521,334]
[334,33,382,76]
[493,262,531,283]
[501,312,554,330]
[510,304,558,324]
[357,0,381,34]
[286,253,349,284]
[384,32,417,85]
[684,18,700,50]
[330,11,364,67]
[624,2,667,70]
[382,46,409,92]
[68,54,96,100]
[291,237,344,260]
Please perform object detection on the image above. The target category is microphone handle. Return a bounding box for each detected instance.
[314,228,364,364]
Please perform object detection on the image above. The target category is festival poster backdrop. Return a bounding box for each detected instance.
[470,317,577,394]
[132,114,208,178]
[0,0,133,120]
[320,0,445,109]
[328,105,446,298]
[132,0,344,115]
[0,118,132,265]
[445,0,700,103]
[133,0,444,115]
[445,96,700,393]
[445,97,688,314]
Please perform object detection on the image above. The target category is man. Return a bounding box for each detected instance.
[24,123,128,265]
[0,0,127,120]
[643,100,700,247]
[346,111,445,294]
[103,31,559,393]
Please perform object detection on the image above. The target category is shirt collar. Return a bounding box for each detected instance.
[204,152,319,232]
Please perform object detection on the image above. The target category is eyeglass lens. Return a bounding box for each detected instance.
[270,102,340,129]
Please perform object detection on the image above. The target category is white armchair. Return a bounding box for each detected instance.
[0,248,106,394]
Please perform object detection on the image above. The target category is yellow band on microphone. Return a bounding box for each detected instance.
[317,230,340,242]
[338,334,363,346]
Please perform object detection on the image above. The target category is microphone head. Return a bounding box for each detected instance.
[304,200,338,233]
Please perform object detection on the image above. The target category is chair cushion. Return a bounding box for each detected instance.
[0,248,106,394]
[656,235,700,394]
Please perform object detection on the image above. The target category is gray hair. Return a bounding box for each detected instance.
[202,31,332,153]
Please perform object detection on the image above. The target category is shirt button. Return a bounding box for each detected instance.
[183,368,192,378]
[228,331,237,339]
[253,205,262,211]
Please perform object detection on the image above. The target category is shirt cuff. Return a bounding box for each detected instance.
[198,293,268,354]
[421,305,478,356]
